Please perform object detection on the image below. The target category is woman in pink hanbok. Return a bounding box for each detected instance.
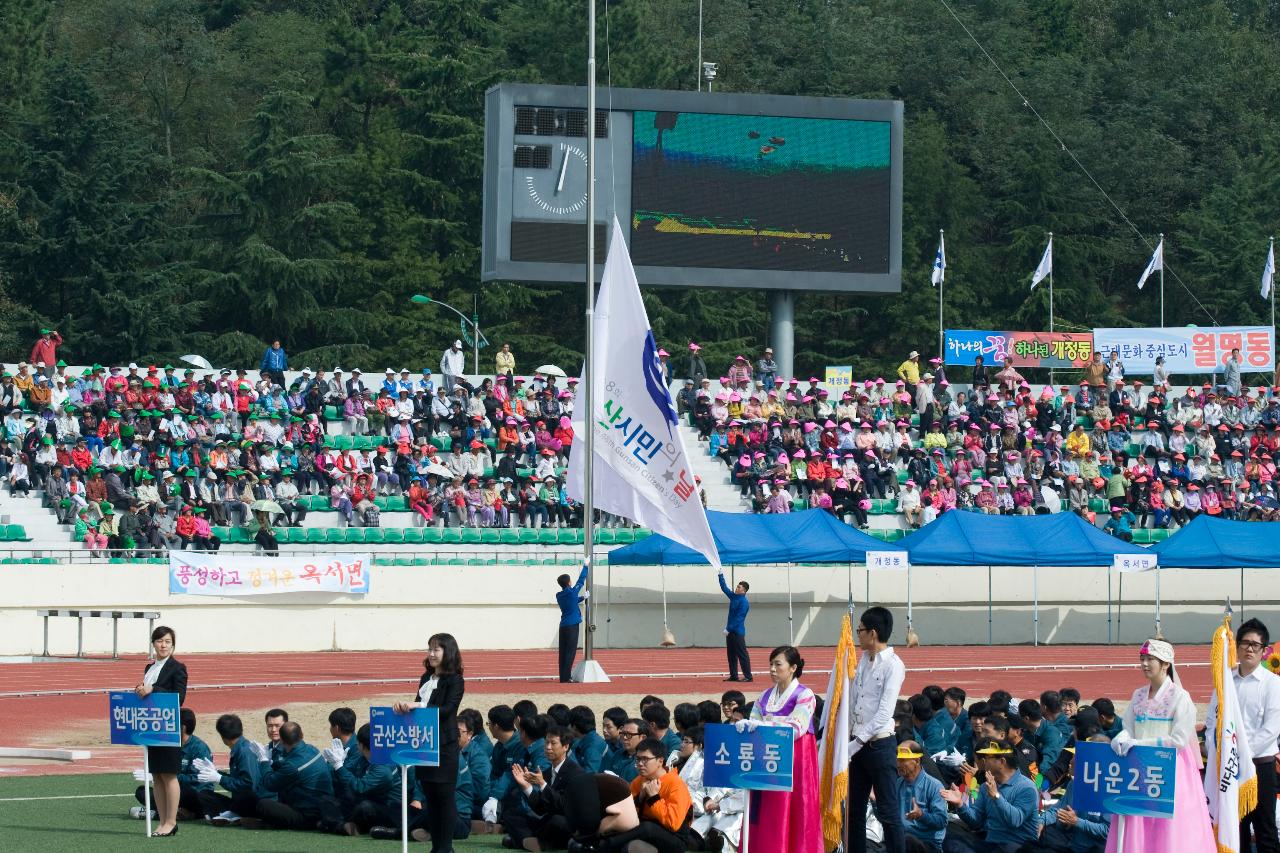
[740,645,823,853]
[1105,639,1215,852]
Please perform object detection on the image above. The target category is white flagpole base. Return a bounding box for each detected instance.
[571,660,611,683]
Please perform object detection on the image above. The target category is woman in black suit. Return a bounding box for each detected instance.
[394,632,465,853]
[134,625,188,838]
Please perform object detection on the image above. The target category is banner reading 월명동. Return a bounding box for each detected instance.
[169,551,372,596]
[944,330,1094,368]
[1092,326,1275,375]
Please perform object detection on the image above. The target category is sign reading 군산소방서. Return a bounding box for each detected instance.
[703,723,794,792]
[1071,741,1175,818]
[368,707,440,766]
[109,692,181,747]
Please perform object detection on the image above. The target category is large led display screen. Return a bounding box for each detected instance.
[630,111,892,274]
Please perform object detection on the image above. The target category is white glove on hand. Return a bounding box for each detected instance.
[195,764,222,785]
[733,719,760,733]
[248,740,270,763]
[481,797,499,824]
[132,768,152,782]
[322,745,346,769]
[1111,732,1133,756]
[192,757,217,774]
[580,589,590,600]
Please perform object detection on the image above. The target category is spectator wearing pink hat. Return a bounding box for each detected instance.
[899,479,923,528]
[687,343,707,387]
[763,480,791,514]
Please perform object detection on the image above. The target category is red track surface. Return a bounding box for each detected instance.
[0,645,1212,777]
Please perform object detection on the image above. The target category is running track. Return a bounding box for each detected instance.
[0,645,1211,776]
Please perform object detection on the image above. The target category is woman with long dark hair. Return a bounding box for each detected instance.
[134,625,188,837]
[394,633,465,853]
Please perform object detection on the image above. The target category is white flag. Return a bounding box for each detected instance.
[1030,236,1052,290]
[1137,237,1163,290]
[1205,618,1258,853]
[567,217,720,570]
[931,233,945,287]
[1261,239,1275,299]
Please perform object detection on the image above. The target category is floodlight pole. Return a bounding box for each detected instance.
[583,0,599,669]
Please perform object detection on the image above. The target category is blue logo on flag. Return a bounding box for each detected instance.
[642,330,678,435]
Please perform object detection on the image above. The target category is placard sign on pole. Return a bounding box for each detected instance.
[1072,741,1175,818]
[824,366,853,395]
[109,691,180,837]
[704,722,795,853]
[370,707,440,853]
[1113,553,1161,637]
[866,551,909,572]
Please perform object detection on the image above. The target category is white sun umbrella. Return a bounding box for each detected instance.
[426,463,453,478]
[181,354,214,371]
[534,364,567,378]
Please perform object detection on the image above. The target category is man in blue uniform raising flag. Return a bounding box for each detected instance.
[555,565,588,683]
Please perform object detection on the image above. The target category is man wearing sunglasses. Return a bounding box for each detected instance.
[1208,617,1280,853]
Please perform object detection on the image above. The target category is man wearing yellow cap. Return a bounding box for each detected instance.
[895,740,947,851]
[938,739,1039,852]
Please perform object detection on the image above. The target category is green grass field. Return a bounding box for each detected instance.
[0,773,508,851]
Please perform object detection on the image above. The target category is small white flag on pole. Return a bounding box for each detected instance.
[1261,238,1275,299]
[931,233,946,287]
[1137,237,1163,290]
[567,216,721,570]
[1030,236,1052,290]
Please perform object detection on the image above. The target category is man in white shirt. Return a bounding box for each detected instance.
[1208,617,1280,853]
[440,340,465,395]
[847,606,907,853]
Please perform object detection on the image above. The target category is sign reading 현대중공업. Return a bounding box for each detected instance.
[169,552,372,596]
[109,692,181,747]
[1072,741,1175,818]
[703,723,794,791]
[1092,326,1275,375]
[368,707,440,766]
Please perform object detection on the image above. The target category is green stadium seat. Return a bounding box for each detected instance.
[5,524,31,542]
[791,499,806,512]
[324,405,340,421]
[483,438,497,451]
[536,528,558,545]
[614,529,636,544]
[306,528,327,544]
[401,527,424,544]
[519,529,540,544]
[384,495,408,512]
[275,527,297,544]
[382,529,404,545]
[460,528,483,544]
[211,526,229,542]
[1088,499,1109,513]
[557,555,580,566]
[480,529,502,544]
[634,528,653,540]
[499,528,521,545]
[559,529,584,546]
[395,556,415,566]
[440,528,463,544]
[1149,528,1170,542]
[414,556,436,566]
[333,435,354,450]
[896,470,909,484]
[594,529,618,545]
[325,528,345,544]
[420,527,443,544]
[430,436,450,452]
[362,528,384,544]
[230,527,254,544]
[1131,529,1152,544]
[345,528,367,544]
[373,557,394,566]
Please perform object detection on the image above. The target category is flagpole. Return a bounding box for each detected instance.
[1159,232,1165,328]
[582,0,598,670]
[1271,236,1276,392]
[1048,232,1054,388]
[937,229,944,361]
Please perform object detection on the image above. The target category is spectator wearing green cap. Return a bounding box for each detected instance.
[76,508,108,556]
[30,329,63,376]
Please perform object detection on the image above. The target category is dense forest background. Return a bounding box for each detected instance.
[2,0,1278,377]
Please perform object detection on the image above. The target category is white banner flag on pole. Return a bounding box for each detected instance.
[1030,236,1052,290]
[931,233,946,287]
[1261,238,1274,299]
[567,217,721,570]
[1137,237,1163,290]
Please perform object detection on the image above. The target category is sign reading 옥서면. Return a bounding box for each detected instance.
[169,551,372,596]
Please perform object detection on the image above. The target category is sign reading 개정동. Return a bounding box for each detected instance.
[368,707,440,766]
[944,330,1094,368]
[824,366,853,394]
[1072,741,1175,818]
[866,550,909,572]
[169,552,372,596]
[703,723,794,791]
[109,691,181,747]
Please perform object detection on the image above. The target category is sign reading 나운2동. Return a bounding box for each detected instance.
[368,707,440,766]
[1072,741,1175,818]
[703,723,794,791]
[109,692,181,747]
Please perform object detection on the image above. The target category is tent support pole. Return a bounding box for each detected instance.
[1240,567,1245,621]
[1033,564,1039,647]
[787,567,794,646]
[1154,566,1162,640]
[987,565,993,646]
[1117,573,1123,645]
[1107,566,1112,645]
[847,563,853,612]
[907,563,913,639]
[606,560,613,648]
[865,568,870,612]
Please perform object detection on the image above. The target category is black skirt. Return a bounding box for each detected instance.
[146,745,182,775]
[413,742,459,785]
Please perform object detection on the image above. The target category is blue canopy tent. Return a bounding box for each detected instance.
[1151,516,1280,620]
[899,511,1150,644]
[607,509,905,644]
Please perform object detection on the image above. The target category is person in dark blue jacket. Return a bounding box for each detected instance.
[556,565,588,683]
[568,705,609,772]
[197,714,262,825]
[259,340,288,389]
[718,570,752,681]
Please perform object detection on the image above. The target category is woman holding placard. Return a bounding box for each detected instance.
[736,645,822,853]
[394,632,465,853]
[1105,639,1213,852]
[133,625,188,838]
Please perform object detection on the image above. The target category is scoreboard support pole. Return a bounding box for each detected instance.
[769,290,795,379]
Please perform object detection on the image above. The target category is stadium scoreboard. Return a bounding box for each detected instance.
[481,84,903,293]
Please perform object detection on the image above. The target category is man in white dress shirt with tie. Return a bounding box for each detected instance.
[1208,617,1280,853]
[847,605,907,853]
